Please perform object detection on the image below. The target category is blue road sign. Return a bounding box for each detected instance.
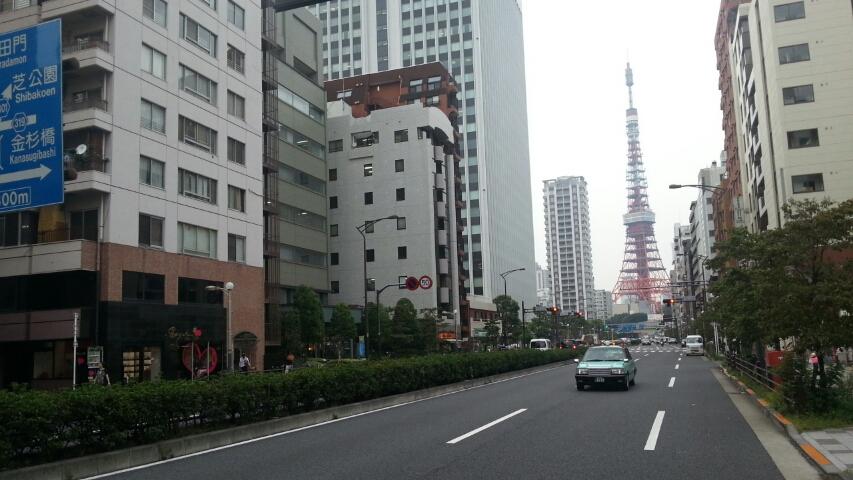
[0,20,63,213]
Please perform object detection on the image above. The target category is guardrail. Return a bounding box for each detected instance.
[725,352,782,392]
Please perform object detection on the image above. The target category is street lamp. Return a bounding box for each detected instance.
[669,184,724,192]
[499,267,526,297]
[356,215,400,357]
[206,282,235,372]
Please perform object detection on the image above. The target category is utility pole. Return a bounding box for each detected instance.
[72,312,79,390]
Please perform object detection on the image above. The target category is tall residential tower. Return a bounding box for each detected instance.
[542,176,594,315]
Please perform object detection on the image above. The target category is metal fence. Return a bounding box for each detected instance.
[725,352,783,392]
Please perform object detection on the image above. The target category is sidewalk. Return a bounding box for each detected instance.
[802,428,853,477]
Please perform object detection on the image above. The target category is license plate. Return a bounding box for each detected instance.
[595,377,605,383]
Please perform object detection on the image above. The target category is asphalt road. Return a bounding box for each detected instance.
[99,347,797,480]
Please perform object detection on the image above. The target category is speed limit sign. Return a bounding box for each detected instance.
[419,275,433,290]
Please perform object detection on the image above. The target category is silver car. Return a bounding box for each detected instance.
[685,335,704,356]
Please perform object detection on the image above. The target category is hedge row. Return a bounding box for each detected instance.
[0,348,581,469]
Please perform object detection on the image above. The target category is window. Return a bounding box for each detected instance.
[70,209,98,241]
[330,196,338,209]
[139,214,163,248]
[143,0,167,27]
[141,44,166,79]
[228,185,245,212]
[178,223,218,258]
[331,281,340,294]
[179,116,218,154]
[178,277,223,304]
[180,15,217,57]
[228,234,245,262]
[782,84,814,105]
[417,126,432,139]
[394,129,408,143]
[329,139,343,152]
[791,173,824,194]
[140,99,165,133]
[279,204,326,231]
[180,65,217,105]
[352,131,379,147]
[179,169,218,203]
[398,246,407,259]
[227,45,245,73]
[198,0,217,9]
[277,85,324,122]
[437,217,445,230]
[363,163,373,176]
[227,1,245,29]
[774,2,805,22]
[787,128,819,148]
[396,187,405,201]
[364,192,373,205]
[279,124,325,158]
[227,137,245,165]
[366,249,375,262]
[330,252,339,265]
[397,217,406,230]
[122,271,165,302]
[280,244,327,267]
[226,91,245,119]
[336,90,352,99]
[279,164,325,193]
[778,43,810,64]
[330,224,339,237]
[395,159,405,172]
[329,168,338,181]
[139,155,164,188]
[409,79,423,92]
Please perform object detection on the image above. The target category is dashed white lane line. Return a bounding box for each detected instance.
[644,353,649,357]
[447,408,527,444]
[675,364,680,370]
[644,411,666,451]
[668,377,676,388]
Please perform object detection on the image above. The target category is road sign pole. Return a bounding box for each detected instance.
[72,311,78,390]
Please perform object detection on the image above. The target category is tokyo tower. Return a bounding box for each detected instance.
[612,63,669,310]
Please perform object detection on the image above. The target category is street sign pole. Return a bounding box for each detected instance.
[72,311,78,390]
[0,20,64,213]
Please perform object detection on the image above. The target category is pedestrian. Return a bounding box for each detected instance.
[239,353,251,373]
[809,352,819,372]
[94,365,111,386]
[285,352,295,373]
[836,347,846,366]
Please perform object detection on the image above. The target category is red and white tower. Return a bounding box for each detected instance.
[613,63,669,310]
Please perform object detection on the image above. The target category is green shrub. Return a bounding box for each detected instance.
[777,352,850,414]
[0,349,581,470]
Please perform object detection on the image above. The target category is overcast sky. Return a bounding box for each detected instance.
[522,0,725,291]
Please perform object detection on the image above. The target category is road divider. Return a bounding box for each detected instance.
[644,411,666,451]
[447,409,527,444]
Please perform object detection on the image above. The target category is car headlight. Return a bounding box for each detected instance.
[611,368,625,375]
[577,368,588,375]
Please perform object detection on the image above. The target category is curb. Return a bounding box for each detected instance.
[0,360,572,480]
[719,365,851,479]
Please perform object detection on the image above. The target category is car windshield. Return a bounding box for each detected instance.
[531,341,547,349]
[687,336,703,343]
[583,348,625,362]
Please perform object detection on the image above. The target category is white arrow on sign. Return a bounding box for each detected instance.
[0,164,51,184]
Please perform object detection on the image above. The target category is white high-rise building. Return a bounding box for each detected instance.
[543,176,594,315]
[729,0,853,233]
[310,0,536,310]
[535,263,551,307]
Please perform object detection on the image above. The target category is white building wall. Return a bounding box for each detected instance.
[730,0,853,233]
[325,102,458,313]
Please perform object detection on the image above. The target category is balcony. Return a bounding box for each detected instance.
[62,37,113,73]
[0,0,36,17]
[40,0,115,20]
[0,230,97,278]
[63,94,111,132]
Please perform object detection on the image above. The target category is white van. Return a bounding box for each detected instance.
[685,335,704,356]
[530,339,552,351]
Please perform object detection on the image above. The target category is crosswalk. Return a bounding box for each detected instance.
[629,347,684,354]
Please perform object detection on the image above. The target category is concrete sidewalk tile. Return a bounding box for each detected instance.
[806,431,834,440]
[823,444,852,453]
[835,453,853,466]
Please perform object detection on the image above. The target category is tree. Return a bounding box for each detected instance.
[364,302,392,357]
[416,308,447,354]
[608,313,648,324]
[493,295,521,345]
[329,304,357,360]
[483,317,501,348]
[280,310,302,362]
[708,199,853,398]
[389,298,419,354]
[293,286,324,356]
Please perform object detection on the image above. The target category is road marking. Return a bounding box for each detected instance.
[675,364,680,370]
[644,411,666,451]
[446,409,527,444]
[668,377,676,388]
[81,367,562,479]
[644,353,649,357]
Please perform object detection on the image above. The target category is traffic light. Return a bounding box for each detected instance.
[547,306,561,315]
[663,298,679,305]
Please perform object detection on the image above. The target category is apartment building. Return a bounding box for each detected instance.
[325,100,461,320]
[672,223,695,322]
[310,0,536,311]
[535,263,551,307]
[542,176,594,315]
[590,289,612,322]
[0,0,265,386]
[729,0,853,233]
